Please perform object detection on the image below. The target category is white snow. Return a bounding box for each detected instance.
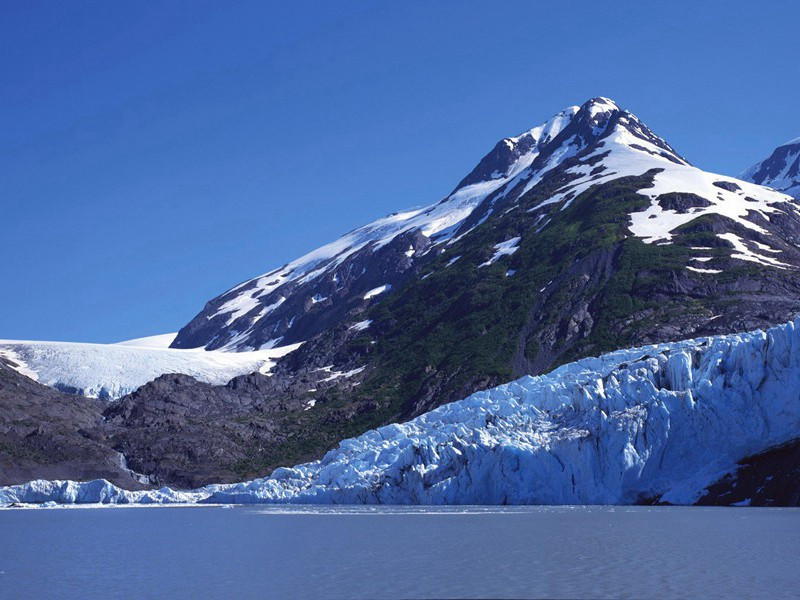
[717,233,790,269]
[349,320,372,332]
[445,255,462,267]
[686,266,723,274]
[114,333,177,348]
[363,285,391,300]
[320,366,365,383]
[479,237,521,268]
[530,115,794,247]
[6,318,800,506]
[0,339,301,400]
[482,101,795,255]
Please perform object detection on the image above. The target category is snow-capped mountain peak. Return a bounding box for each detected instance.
[741,137,800,199]
[172,99,615,351]
[171,98,798,353]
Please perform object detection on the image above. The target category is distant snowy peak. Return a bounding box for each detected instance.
[742,138,800,199]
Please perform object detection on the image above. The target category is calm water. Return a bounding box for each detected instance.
[0,505,798,599]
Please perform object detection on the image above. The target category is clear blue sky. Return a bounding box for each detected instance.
[2,0,799,343]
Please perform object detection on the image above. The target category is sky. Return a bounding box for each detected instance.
[2,0,799,343]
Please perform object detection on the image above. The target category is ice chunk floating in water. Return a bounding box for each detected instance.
[3,318,800,505]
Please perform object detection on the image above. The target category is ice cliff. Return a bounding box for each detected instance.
[3,318,800,506]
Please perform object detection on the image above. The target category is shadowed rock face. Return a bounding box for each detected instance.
[0,357,359,489]
[0,359,147,489]
[698,439,800,507]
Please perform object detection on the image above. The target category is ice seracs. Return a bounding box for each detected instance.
[4,317,800,506]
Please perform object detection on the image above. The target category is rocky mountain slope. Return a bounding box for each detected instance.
[742,137,800,199]
[5,317,800,506]
[4,97,800,490]
[0,358,147,488]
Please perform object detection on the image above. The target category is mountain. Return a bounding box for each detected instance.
[742,137,800,199]
[162,97,800,464]
[170,106,582,352]
[5,316,800,506]
[4,97,800,489]
[173,98,798,360]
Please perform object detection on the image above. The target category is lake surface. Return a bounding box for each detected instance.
[1,505,798,599]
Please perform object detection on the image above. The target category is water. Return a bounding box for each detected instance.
[1,505,798,599]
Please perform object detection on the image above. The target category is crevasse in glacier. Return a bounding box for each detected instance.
[3,317,800,505]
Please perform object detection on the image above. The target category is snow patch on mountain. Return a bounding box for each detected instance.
[686,266,722,275]
[717,233,790,269]
[349,320,372,332]
[0,339,301,400]
[5,317,800,506]
[364,284,391,300]
[479,237,521,267]
[519,108,792,247]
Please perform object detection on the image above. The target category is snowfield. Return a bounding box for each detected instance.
[3,317,800,506]
[0,338,301,400]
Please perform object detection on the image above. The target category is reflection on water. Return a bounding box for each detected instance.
[1,505,798,599]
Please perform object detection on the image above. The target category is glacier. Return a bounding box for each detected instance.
[0,338,301,400]
[3,317,800,506]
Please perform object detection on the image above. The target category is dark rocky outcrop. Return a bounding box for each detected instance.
[698,440,800,506]
[0,359,147,489]
[656,192,712,213]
